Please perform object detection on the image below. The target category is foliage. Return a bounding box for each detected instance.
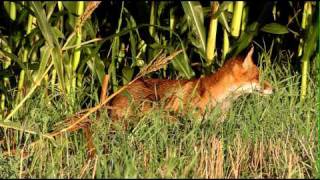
[0,1,318,178]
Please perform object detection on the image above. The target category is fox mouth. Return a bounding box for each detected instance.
[242,82,273,96]
[256,85,273,96]
[259,88,273,95]
[229,82,273,96]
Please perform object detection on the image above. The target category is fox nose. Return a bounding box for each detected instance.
[261,81,273,95]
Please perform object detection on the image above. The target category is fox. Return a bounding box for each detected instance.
[109,46,273,121]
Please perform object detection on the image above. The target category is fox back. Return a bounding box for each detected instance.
[110,47,273,120]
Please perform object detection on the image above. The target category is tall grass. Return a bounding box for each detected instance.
[0,47,316,178]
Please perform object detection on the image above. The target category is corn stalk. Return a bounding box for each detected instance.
[51,1,64,94]
[298,2,313,57]
[222,2,233,60]
[206,1,219,64]
[241,6,248,33]
[230,1,244,38]
[300,2,314,102]
[149,1,156,37]
[71,1,85,99]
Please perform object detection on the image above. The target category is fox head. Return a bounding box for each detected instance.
[226,47,273,96]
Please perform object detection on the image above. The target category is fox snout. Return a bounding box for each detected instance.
[255,81,273,96]
[260,81,273,95]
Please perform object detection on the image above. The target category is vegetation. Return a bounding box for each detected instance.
[0,1,318,178]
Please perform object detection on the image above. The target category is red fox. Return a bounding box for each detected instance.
[110,47,273,120]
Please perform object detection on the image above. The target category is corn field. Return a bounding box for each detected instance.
[0,1,318,178]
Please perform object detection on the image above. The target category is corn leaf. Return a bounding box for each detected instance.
[181,1,206,54]
[35,45,52,82]
[122,66,134,85]
[30,2,59,47]
[212,1,233,19]
[30,2,65,92]
[261,23,289,34]
[171,50,195,79]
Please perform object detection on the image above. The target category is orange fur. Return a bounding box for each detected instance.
[110,47,273,120]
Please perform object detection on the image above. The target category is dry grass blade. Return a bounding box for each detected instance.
[100,74,110,103]
[79,158,92,178]
[137,50,183,77]
[92,155,98,178]
[52,112,92,132]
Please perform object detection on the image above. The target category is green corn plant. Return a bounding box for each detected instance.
[222,30,229,60]
[30,2,65,94]
[9,2,16,21]
[206,1,219,64]
[300,2,317,102]
[298,2,313,57]
[241,6,248,33]
[181,1,206,59]
[3,1,16,25]
[167,6,176,77]
[1,2,16,118]
[230,1,244,38]
[51,1,64,94]
[227,2,290,59]
[222,2,233,60]
[123,7,138,68]
[149,1,156,37]
[108,1,125,92]
[71,1,85,99]
[0,39,14,118]
[169,7,176,42]
[16,13,35,102]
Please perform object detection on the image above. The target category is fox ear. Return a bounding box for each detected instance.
[242,46,254,70]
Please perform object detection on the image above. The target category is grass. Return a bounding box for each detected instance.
[0,48,317,178]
